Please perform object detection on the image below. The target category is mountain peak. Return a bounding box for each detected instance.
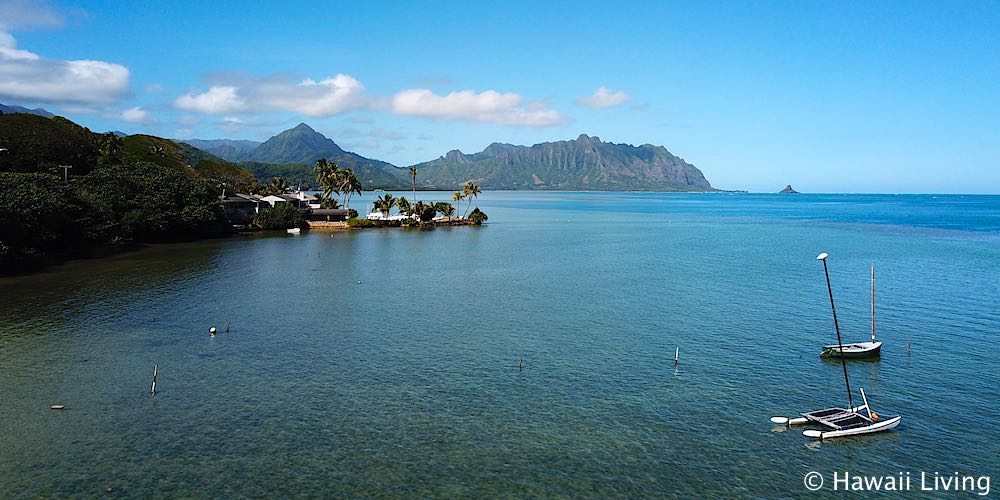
[576,134,601,144]
[248,123,343,164]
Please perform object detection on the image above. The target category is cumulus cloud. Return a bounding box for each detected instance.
[0,31,130,104]
[174,74,369,117]
[392,88,566,127]
[120,106,155,123]
[575,86,631,108]
[174,85,245,114]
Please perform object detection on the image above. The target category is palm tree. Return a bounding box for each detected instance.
[409,166,418,202]
[434,202,454,220]
[396,196,411,217]
[373,193,396,218]
[97,133,123,165]
[264,176,291,196]
[339,168,362,216]
[314,158,341,206]
[463,182,482,218]
[452,191,464,220]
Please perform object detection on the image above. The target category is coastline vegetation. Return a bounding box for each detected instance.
[0,112,489,274]
[1,113,232,274]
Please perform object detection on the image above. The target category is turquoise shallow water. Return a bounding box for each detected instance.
[1,192,998,497]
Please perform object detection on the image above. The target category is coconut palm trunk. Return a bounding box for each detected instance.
[409,166,417,204]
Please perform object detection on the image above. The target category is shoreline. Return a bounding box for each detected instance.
[306,218,481,231]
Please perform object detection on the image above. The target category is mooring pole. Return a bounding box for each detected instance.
[150,364,158,394]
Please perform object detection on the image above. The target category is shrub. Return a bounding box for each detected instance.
[347,218,402,229]
[347,208,358,219]
[419,205,437,222]
[468,208,488,225]
[347,218,374,228]
[252,202,306,230]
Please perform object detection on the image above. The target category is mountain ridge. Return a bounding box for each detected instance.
[0,102,54,117]
[412,133,714,191]
[182,125,714,191]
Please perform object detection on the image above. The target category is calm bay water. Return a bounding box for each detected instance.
[1,192,998,497]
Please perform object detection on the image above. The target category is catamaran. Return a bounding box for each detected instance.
[820,259,882,359]
[768,252,902,440]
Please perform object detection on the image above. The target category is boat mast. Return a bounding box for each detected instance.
[871,260,876,343]
[818,253,855,410]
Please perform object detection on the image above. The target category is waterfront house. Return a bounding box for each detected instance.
[307,208,349,222]
[220,193,263,225]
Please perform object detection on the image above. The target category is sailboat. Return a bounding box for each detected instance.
[769,252,901,439]
[820,258,882,359]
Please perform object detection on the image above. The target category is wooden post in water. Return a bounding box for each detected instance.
[150,364,158,394]
[518,356,524,371]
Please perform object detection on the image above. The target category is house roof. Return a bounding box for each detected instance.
[311,208,348,215]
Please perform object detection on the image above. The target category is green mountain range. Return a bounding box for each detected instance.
[181,139,262,162]
[184,125,715,192]
[412,134,713,191]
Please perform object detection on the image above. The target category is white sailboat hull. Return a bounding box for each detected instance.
[821,341,882,358]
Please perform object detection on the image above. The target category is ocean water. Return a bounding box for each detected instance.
[1,192,998,497]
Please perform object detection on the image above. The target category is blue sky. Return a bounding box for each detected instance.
[1,0,998,193]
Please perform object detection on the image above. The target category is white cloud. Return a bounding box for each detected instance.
[391,88,567,126]
[174,85,245,113]
[0,1,64,31]
[173,74,369,117]
[266,74,367,116]
[0,31,129,104]
[575,86,631,108]
[120,106,155,123]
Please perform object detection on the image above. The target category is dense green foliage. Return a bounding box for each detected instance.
[75,162,228,242]
[347,218,375,228]
[0,113,251,272]
[261,176,292,196]
[0,172,89,266]
[0,114,100,175]
[468,208,489,225]
[122,135,218,171]
[347,218,403,228]
[251,203,306,230]
[193,158,260,194]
